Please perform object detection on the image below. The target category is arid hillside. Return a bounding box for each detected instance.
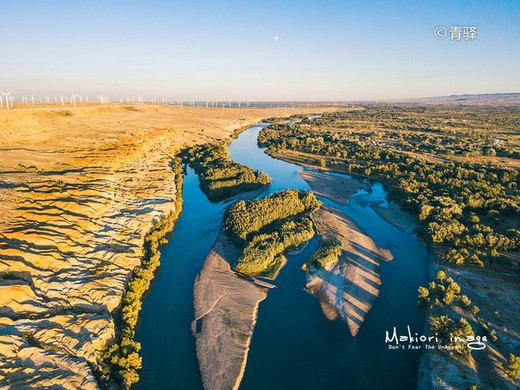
[0,104,330,389]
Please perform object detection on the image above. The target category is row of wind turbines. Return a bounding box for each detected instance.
[0,91,289,111]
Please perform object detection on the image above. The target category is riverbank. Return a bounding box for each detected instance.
[0,104,333,388]
[370,203,417,234]
[298,170,370,206]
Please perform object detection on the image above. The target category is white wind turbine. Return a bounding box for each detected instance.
[70,92,81,107]
[60,94,65,106]
[137,95,144,105]
[0,91,13,110]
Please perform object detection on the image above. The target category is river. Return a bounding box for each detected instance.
[135,124,428,389]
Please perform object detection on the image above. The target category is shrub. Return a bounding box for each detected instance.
[302,241,342,272]
[505,354,520,380]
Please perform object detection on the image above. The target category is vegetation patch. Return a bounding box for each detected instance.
[235,216,314,275]
[224,189,321,245]
[224,189,321,276]
[302,241,342,272]
[185,142,270,201]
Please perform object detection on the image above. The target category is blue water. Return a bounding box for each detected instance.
[136,124,428,389]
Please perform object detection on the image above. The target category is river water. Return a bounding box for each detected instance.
[136,124,428,390]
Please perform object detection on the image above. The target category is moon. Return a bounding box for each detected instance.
[274,36,279,42]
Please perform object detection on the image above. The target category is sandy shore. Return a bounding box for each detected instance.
[298,170,370,205]
[307,207,393,336]
[193,230,268,390]
[371,203,417,234]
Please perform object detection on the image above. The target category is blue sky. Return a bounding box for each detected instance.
[1,0,519,100]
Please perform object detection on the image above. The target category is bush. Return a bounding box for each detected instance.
[505,354,520,380]
[470,305,480,316]
[302,241,342,272]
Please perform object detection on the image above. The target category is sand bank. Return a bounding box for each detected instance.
[371,203,417,234]
[298,170,370,205]
[193,231,268,390]
[307,207,392,336]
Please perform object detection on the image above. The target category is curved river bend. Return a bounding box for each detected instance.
[135,124,428,390]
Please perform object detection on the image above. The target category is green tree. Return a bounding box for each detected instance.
[505,354,520,380]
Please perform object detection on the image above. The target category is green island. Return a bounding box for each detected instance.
[224,189,322,277]
[184,142,270,201]
[301,240,342,272]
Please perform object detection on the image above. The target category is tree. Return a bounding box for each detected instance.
[459,295,471,307]
[505,354,520,380]
[470,305,480,316]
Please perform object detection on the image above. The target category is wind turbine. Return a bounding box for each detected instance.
[0,91,13,110]
[31,95,36,106]
[70,92,81,107]
[137,95,144,105]
[60,94,65,107]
